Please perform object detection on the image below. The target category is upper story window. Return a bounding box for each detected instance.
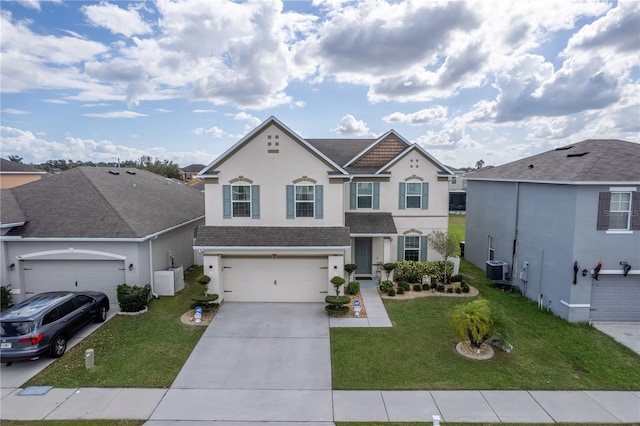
[287,184,323,219]
[223,183,260,219]
[451,176,458,185]
[406,182,422,208]
[357,182,373,208]
[232,185,251,217]
[597,189,639,232]
[350,182,379,210]
[295,185,315,217]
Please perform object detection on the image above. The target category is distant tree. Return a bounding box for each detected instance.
[8,155,23,163]
[475,159,485,169]
[427,230,461,283]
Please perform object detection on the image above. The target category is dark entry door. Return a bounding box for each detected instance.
[354,238,372,275]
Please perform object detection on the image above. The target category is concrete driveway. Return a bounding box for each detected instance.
[149,302,334,423]
[592,322,640,355]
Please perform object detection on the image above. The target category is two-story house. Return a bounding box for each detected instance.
[0,158,47,189]
[465,139,640,322]
[194,116,452,302]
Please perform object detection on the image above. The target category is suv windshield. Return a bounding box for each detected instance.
[1,321,35,337]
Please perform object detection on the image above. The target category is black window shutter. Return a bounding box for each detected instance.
[632,192,640,230]
[596,192,611,230]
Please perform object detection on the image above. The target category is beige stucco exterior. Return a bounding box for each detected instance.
[0,173,43,189]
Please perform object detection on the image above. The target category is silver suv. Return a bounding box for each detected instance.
[0,291,110,364]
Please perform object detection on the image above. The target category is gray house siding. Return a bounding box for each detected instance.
[468,180,640,322]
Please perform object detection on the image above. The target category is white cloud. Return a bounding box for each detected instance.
[83,111,147,118]
[229,112,262,127]
[193,126,224,137]
[383,106,448,126]
[82,3,152,37]
[2,108,30,115]
[193,109,217,114]
[331,114,376,137]
[43,99,68,104]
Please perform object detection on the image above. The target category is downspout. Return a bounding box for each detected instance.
[149,235,159,298]
[509,181,520,282]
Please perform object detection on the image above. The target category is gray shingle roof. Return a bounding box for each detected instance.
[306,139,374,167]
[195,226,351,247]
[181,164,205,173]
[0,190,27,225]
[4,167,204,238]
[0,158,46,174]
[345,213,397,234]
[468,140,640,183]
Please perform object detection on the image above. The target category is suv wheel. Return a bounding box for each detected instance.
[50,335,67,358]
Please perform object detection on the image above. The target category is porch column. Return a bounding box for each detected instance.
[383,237,392,263]
[204,254,222,300]
[328,255,345,294]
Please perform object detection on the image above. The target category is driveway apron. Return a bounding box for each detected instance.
[149,302,334,423]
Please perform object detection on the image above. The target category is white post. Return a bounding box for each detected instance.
[432,414,441,426]
[85,349,95,369]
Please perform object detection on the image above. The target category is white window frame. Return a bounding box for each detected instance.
[608,191,632,231]
[406,182,422,209]
[356,182,373,209]
[295,184,315,218]
[488,235,495,261]
[404,235,420,261]
[232,185,251,218]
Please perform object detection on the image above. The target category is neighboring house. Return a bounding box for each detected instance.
[448,167,469,212]
[181,164,205,182]
[1,167,205,304]
[194,116,453,302]
[465,140,640,322]
[0,158,47,189]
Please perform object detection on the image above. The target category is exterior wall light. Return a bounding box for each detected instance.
[128,263,134,271]
[8,263,15,271]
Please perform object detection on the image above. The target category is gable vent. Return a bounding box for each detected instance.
[108,170,120,175]
[567,152,589,158]
[555,146,574,151]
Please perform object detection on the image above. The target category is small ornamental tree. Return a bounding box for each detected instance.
[382,263,396,280]
[330,275,346,296]
[344,264,357,281]
[427,230,461,283]
[326,276,349,314]
[192,274,218,310]
[451,299,496,349]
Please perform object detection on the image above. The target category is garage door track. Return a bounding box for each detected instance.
[149,302,334,423]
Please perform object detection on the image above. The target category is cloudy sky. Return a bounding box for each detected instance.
[1,0,638,168]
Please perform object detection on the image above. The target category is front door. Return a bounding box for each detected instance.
[354,238,372,275]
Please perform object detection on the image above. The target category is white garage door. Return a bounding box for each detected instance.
[222,257,329,302]
[590,276,640,321]
[23,260,125,304]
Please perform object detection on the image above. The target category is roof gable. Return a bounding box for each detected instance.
[199,116,347,176]
[0,158,46,174]
[5,167,204,239]
[345,131,410,168]
[468,139,640,183]
[377,144,454,176]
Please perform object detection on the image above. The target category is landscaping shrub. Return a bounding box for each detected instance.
[346,281,360,295]
[422,283,430,291]
[330,276,346,296]
[455,287,462,294]
[344,264,357,281]
[461,282,470,293]
[382,262,396,280]
[325,295,350,314]
[447,287,453,294]
[387,289,396,296]
[379,280,394,293]
[1,285,12,311]
[396,288,405,295]
[413,284,422,292]
[395,260,454,283]
[451,274,463,282]
[436,284,445,292]
[451,299,496,348]
[117,283,150,313]
[430,282,438,290]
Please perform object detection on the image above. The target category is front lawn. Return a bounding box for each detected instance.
[25,267,207,388]
[331,260,640,390]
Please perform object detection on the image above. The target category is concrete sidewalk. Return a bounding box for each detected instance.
[2,387,639,423]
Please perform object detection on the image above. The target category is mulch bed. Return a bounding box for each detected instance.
[180,307,218,326]
[379,283,479,299]
[327,293,368,318]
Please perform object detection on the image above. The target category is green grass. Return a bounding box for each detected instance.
[331,260,640,390]
[25,267,207,388]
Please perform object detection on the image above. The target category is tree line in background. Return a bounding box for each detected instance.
[7,155,182,179]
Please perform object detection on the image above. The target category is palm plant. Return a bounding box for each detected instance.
[451,299,496,349]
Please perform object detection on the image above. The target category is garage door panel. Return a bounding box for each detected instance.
[23,260,125,304]
[222,257,328,302]
[590,276,640,322]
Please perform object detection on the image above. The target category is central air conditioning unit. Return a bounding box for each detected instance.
[486,260,509,281]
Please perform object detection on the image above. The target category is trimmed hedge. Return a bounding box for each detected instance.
[346,281,360,295]
[394,260,454,283]
[117,283,150,313]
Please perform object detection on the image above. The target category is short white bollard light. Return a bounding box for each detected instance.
[354,300,361,317]
[194,306,203,323]
[432,414,441,426]
[85,349,95,369]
